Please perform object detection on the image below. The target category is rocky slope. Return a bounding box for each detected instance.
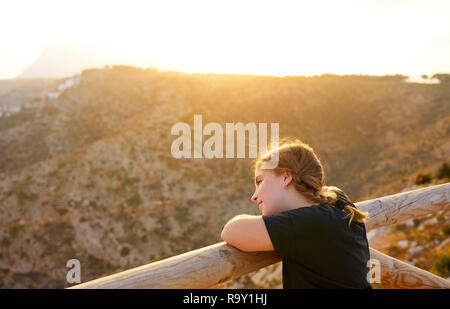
[0,66,449,288]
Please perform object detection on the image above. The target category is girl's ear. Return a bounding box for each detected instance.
[283,170,293,187]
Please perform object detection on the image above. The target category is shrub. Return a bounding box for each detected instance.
[437,162,450,180]
[122,177,139,187]
[174,205,190,223]
[127,193,142,206]
[443,225,450,237]
[435,254,450,277]
[0,109,35,132]
[394,224,407,231]
[415,173,431,185]
[120,247,130,257]
[17,191,38,201]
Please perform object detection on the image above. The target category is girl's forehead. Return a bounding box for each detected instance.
[255,168,273,177]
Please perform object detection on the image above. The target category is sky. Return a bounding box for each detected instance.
[1,0,450,79]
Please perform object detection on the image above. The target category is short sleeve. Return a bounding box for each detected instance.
[262,211,297,259]
[262,207,323,261]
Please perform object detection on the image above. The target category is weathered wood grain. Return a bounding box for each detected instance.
[369,248,450,289]
[358,183,449,231]
[69,242,280,289]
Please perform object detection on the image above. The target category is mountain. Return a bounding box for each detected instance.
[17,40,124,78]
[0,65,449,288]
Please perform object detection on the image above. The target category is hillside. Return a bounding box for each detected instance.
[0,65,449,288]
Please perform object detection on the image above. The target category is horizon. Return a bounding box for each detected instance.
[1,67,444,84]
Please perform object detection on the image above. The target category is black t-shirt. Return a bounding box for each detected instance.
[262,200,372,289]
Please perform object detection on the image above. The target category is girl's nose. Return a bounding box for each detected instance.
[251,192,257,202]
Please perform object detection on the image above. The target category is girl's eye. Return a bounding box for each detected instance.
[256,180,262,185]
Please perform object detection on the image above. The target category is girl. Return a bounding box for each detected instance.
[221,138,372,289]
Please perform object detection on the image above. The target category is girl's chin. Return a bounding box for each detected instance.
[262,209,277,216]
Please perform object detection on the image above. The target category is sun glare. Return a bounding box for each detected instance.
[1,0,449,78]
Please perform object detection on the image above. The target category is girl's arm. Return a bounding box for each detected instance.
[221,215,275,252]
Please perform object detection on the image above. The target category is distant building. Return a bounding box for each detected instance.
[405,75,440,84]
[42,74,81,105]
[54,74,81,94]
[47,92,59,99]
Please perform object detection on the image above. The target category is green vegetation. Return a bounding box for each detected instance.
[437,162,450,180]
[414,162,450,185]
[394,223,408,231]
[88,200,103,211]
[122,177,139,187]
[174,204,191,223]
[443,225,450,237]
[17,190,38,201]
[0,237,11,248]
[0,108,35,132]
[383,209,449,280]
[432,73,450,84]
[415,173,431,185]
[48,170,59,177]
[120,247,130,257]
[126,192,142,207]
[435,254,449,277]
[317,73,408,82]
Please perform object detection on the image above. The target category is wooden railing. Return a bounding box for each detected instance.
[69,183,450,289]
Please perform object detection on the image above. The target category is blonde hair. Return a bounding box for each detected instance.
[254,137,369,228]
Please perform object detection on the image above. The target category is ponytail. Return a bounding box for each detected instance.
[325,186,369,228]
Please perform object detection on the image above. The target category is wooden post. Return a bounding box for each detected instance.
[69,183,450,289]
[369,248,450,289]
[69,242,280,289]
[358,182,450,231]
